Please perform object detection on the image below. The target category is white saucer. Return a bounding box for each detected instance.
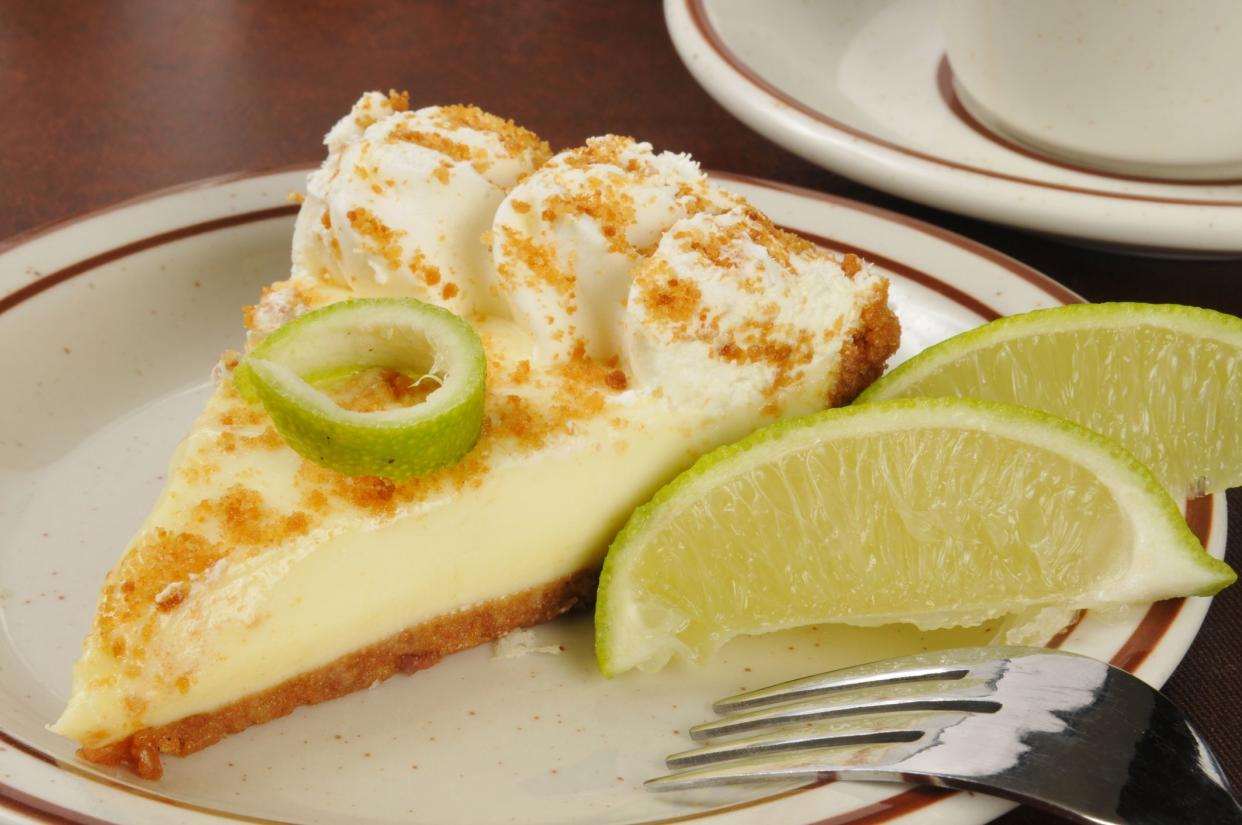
[665,0,1242,255]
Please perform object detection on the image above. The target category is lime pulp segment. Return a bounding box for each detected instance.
[857,303,1242,499]
[595,398,1234,677]
[234,298,486,480]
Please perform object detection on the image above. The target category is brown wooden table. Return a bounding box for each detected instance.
[1,2,1238,823]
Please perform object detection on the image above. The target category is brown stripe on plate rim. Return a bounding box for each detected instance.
[709,171,1084,307]
[686,0,1242,208]
[1044,611,1087,650]
[1108,496,1213,672]
[0,163,315,259]
[0,731,57,768]
[0,177,1211,825]
[935,59,1242,187]
[0,206,299,317]
[0,779,113,825]
[0,775,293,825]
[810,786,953,825]
[790,228,999,320]
[626,779,832,825]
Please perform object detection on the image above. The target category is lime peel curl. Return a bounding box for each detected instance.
[234,298,486,480]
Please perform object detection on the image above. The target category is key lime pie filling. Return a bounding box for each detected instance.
[53,91,900,778]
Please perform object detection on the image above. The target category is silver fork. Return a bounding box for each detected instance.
[647,646,1241,824]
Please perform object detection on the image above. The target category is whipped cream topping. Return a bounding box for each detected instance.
[626,207,887,415]
[322,90,404,158]
[291,92,551,315]
[282,97,894,420]
[492,136,740,365]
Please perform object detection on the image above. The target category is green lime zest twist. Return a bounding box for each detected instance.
[233,298,486,481]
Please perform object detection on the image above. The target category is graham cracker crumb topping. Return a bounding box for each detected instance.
[496,225,576,299]
[541,182,640,257]
[640,265,702,325]
[408,250,443,286]
[841,253,863,278]
[385,105,552,178]
[431,105,552,167]
[387,90,410,112]
[388,124,478,165]
[352,90,410,132]
[346,207,405,269]
[632,208,870,400]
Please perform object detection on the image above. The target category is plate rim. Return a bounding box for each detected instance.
[0,168,1220,825]
[665,0,1242,253]
[0,163,317,259]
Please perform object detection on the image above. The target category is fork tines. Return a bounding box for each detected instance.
[648,647,1018,792]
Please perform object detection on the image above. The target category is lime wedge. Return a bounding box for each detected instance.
[234,298,485,480]
[857,303,1242,499]
[595,398,1234,676]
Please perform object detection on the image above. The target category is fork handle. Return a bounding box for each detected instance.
[840,685,1242,824]
[915,772,1242,825]
[940,681,1242,825]
[1110,690,1242,825]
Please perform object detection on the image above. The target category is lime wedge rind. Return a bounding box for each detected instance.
[595,398,1235,677]
[859,303,1242,402]
[856,302,1242,498]
[234,298,486,480]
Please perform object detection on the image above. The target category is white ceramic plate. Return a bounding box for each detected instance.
[0,169,1225,825]
[665,0,1242,256]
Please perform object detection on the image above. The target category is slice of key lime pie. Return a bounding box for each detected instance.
[53,91,900,778]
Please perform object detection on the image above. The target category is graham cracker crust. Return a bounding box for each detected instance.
[827,283,901,408]
[79,569,598,780]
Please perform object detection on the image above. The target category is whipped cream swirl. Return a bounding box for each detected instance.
[291,91,551,316]
[492,136,740,365]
